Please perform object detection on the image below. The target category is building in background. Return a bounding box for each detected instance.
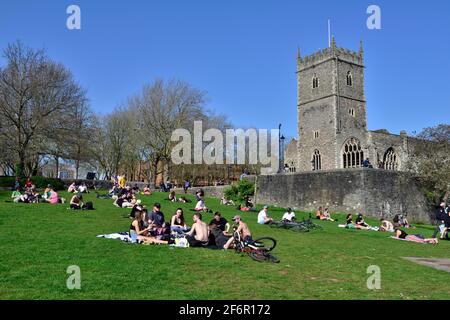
[289,38,418,172]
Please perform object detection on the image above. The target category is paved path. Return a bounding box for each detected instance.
[403,257,450,273]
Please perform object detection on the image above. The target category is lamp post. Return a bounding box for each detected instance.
[280,135,286,173]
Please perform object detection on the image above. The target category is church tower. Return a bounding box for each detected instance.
[296,38,368,171]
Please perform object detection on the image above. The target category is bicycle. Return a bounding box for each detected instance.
[269,217,322,233]
[233,231,280,263]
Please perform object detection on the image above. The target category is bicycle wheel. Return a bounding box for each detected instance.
[266,253,280,263]
[248,251,267,262]
[252,237,277,251]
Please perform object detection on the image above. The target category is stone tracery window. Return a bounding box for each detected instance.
[312,149,322,171]
[383,147,399,170]
[346,71,353,86]
[342,137,364,168]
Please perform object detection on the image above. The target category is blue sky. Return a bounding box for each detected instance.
[1,0,449,140]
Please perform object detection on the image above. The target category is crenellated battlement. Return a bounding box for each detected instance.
[297,38,364,71]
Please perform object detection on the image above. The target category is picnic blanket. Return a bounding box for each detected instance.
[390,236,428,244]
[97,232,133,243]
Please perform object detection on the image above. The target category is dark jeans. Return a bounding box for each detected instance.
[186,235,208,247]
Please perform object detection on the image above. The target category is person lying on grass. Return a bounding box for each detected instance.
[70,194,84,210]
[223,215,252,250]
[393,228,438,244]
[237,204,252,212]
[170,208,190,233]
[130,210,168,245]
[184,213,209,247]
[220,196,235,206]
[178,196,190,203]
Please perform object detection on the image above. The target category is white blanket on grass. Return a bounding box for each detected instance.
[97,232,133,243]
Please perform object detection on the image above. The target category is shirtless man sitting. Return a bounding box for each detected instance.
[185,213,209,247]
[224,215,252,250]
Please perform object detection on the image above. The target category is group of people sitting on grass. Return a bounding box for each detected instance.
[112,185,141,208]
[342,212,441,244]
[127,201,251,249]
[67,182,89,194]
[315,207,336,222]
[11,183,64,204]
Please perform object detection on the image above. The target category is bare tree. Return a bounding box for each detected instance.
[0,41,86,177]
[130,79,206,185]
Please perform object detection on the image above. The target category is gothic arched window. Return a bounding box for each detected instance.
[312,150,322,171]
[346,71,353,86]
[312,74,319,89]
[342,138,364,168]
[383,148,399,170]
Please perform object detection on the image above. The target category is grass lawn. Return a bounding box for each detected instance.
[0,189,449,300]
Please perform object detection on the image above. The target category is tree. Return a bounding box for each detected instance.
[0,41,86,177]
[406,124,450,203]
[90,109,136,180]
[130,79,207,185]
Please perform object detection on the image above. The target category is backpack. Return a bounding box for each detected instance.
[83,201,94,210]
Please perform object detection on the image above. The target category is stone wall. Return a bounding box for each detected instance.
[255,168,432,223]
[61,179,229,198]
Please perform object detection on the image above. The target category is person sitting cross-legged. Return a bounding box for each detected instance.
[257,206,273,225]
[168,191,177,202]
[282,208,296,222]
[70,194,84,210]
[355,213,369,228]
[170,208,190,233]
[379,218,394,232]
[209,212,230,233]
[184,213,209,247]
[11,189,22,202]
[194,199,209,212]
[67,182,77,193]
[142,184,152,195]
[130,210,168,245]
[320,208,336,221]
[345,214,369,230]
